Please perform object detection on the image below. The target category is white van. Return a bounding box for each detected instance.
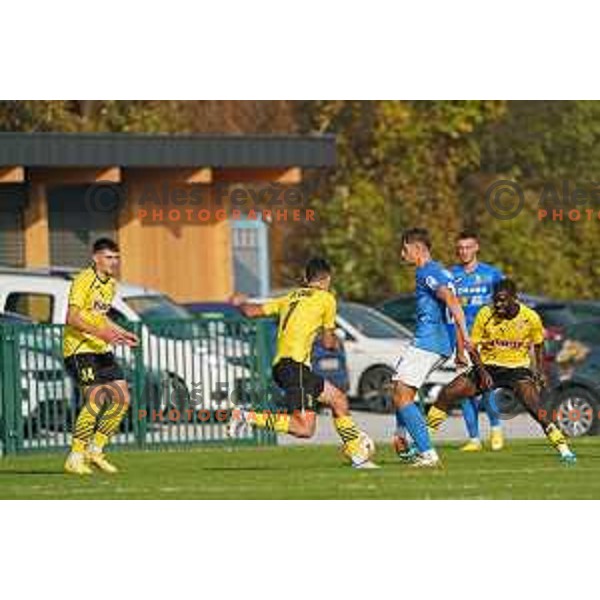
[0,269,250,411]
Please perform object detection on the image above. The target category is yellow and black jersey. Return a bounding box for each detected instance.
[262,287,336,367]
[471,302,545,369]
[63,266,116,357]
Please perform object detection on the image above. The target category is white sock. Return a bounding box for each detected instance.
[87,443,101,455]
[422,449,439,461]
[490,426,502,433]
[557,443,572,457]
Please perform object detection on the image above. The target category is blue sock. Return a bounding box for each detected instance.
[395,409,407,437]
[461,398,480,439]
[399,403,432,453]
[483,390,501,428]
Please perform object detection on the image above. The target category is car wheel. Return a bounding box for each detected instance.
[359,366,395,413]
[551,387,600,437]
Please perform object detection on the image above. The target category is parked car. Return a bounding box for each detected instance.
[184,301,350,396]
[566,300,600,322]
[332,301,456,412]
[377,293,416,331]
[0,311,74,434]
[0,270,252,420]
[543,319,600,437]
[378,293,577,337]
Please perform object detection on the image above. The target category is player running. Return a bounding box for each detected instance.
[426,278,577,464]
[63,238,139,475]
[227,257,378,469]
[451,231,505,451]
[392,228,471,467]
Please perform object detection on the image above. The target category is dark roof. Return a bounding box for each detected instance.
[0,132,335,168]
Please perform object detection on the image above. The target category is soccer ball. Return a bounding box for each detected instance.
[342,431,376,462]
[358,431,376,460]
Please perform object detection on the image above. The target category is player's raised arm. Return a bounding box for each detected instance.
[231,292,283,319]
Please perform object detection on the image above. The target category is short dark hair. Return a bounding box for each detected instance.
[304,257,331,283]
[457,230,479,242]
[493,278,517,297]
[93,238,119,254]
[401,227,431,250]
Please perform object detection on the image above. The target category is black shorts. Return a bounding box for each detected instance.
[471,365,535,391]
[64,352,124,387]
[272,358,325,412]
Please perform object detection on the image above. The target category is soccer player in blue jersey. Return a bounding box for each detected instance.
[451,231,504,451]
[392,228,471,467]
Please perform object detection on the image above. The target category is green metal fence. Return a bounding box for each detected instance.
[0,317,277,455]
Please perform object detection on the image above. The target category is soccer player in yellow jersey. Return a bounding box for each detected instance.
[63,238,139,475]
[427,278,577,464]
[228,258,378,469]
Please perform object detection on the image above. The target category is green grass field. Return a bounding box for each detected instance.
[1,438,599,499]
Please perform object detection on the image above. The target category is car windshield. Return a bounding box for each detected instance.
[123,295,193,322]
[339,302,412,339]
[563,321,600,346]
[536,305,578,328]
[569,302,600,321]
[0,312,33,324]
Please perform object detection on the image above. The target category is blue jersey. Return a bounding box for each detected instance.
[450,262,503,332]
[414,260,455,357]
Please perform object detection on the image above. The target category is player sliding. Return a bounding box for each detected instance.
[228,258,379,469]
[392,228,471,467]
[63,238,139,475]
[426,278,577,464]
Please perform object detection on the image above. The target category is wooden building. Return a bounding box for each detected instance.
[0,132,335,301]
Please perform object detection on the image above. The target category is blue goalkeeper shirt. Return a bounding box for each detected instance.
[450,262,504,332]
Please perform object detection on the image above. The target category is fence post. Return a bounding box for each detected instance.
[254,319,277,445]
[0,325,22,455]
[131,322,147,449]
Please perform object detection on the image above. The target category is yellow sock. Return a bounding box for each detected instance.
[427,406,448,432]
[545,423,567,449]
[96,400,129,442]
[71,438,87,454]
[249,411,290,433]
[91,431,109,451]
[71,403,98,452]
[334,415,361,455]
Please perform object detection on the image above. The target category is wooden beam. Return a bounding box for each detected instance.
[213,167,302,184]
[124,167,212,184]
[28,167,121,184]
[0,166,25,183]
[24,181,49,267]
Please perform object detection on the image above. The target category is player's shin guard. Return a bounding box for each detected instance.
[461,398,480,439]
[247,410,291,433]
[395,408,408,438]
[427,405,448,433]
[544,423,572,456]
[334,415,361,456]
[71,403,98,453]
[94,400,129,448]
[484,390,502,428]
[400,403,433,453]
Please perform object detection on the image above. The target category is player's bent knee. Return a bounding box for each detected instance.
[291,411,316,438]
